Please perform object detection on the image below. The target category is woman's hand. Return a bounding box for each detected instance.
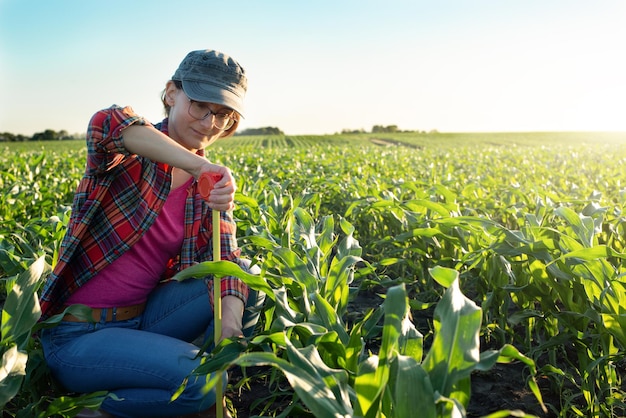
[218,295,245,341]
[220,326,244,340]
[199,164,236,211]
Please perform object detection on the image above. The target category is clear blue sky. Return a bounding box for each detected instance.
[1,0,625,136]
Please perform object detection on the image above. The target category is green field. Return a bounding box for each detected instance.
[2,132,626,417]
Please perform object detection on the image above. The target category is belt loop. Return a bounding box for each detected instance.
[112,307,117,321]
[100,308,107,322]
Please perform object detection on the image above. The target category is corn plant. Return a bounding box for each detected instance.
[174,202,544,417]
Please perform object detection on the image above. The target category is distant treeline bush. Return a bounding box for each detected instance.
[341,125,438,134]
[0,129,80,142]
[235,126,284,136]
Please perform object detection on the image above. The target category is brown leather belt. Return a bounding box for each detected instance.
[62,303,146,322]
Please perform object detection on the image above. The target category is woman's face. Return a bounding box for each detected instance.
[164,81,233,152]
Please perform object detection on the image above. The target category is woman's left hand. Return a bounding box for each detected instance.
[220,326,244,340]
[217,295,245,342]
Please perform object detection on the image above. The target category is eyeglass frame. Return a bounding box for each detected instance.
[185,96,236,130]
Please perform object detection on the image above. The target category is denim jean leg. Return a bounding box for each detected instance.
[40,263,264,417]
[140,277,214,342]
[40,318,222,417]
[40,279,223,417]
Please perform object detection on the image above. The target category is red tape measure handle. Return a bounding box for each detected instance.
[198,172,222,200]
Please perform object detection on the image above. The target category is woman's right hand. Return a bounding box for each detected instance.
[198,164,236,211]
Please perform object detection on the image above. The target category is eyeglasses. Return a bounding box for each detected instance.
[186,98,235,130]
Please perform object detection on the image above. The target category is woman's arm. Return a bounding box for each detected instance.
[122,124,235,210]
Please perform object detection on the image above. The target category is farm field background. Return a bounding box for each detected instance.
[2,131,626,417]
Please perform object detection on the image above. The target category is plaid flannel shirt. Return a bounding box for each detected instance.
[39,105,248,319]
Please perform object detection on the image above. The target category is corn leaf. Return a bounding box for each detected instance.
[389,355,436,418]
[354,355,386,417]
[422,271,481,402]
[1,256,45,348]
[0,344,28,409]
[171,260,274,297]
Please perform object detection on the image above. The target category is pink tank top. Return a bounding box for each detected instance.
[66,177,192,308]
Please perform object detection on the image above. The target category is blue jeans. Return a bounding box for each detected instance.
[40,271,265,418]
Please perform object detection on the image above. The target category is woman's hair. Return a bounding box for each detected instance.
[161,80,241,138]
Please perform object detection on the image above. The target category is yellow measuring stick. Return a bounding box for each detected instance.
[199,172,225,418]
[213,208,223,418]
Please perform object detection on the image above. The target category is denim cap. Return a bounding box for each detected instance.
[172,49,247,117]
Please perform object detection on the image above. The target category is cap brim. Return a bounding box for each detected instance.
[182,80,245,118]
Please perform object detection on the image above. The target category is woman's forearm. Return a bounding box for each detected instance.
[122,125,209,178]
[121,125,236,210]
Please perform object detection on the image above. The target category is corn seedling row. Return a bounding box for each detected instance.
[2,132,626,417]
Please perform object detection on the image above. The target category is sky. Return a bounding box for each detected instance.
[1,0,625,136]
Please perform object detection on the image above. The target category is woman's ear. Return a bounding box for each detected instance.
[164,81,178,106]
[220,121,239,138]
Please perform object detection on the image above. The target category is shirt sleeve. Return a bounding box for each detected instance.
[85,105,148,175]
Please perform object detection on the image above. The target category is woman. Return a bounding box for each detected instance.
[39,49,263,417]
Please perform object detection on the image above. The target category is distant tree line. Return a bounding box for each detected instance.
[340,125,439,135]
[0,129,81,142]
[235,126,284,136]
